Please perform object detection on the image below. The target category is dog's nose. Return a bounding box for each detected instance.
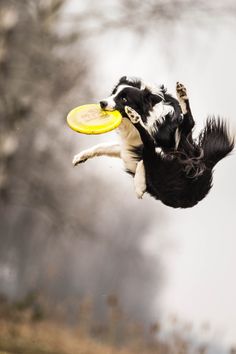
[100,101,107,109]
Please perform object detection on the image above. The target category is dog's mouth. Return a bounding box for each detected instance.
[102,107,116,112]
[99,100,131,120]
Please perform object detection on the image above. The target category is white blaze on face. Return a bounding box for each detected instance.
[101,85,130,111]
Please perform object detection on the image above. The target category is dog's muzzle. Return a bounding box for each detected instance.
[99,97,116,111]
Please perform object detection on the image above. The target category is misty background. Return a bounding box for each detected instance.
[0,0,236,352]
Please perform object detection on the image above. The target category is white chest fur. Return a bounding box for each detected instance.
[117,118,142,173]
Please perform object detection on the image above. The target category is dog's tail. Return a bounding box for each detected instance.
[199,117,234,168]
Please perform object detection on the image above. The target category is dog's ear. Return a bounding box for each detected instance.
[118,76,128,85]
[199,117,234,168]
[112,76,128,94]
[118,76,141,89]
[143,87,163,106]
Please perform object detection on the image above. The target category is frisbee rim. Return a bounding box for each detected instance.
[67,104,122,135]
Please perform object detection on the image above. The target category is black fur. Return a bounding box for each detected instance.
[111,77,234,208]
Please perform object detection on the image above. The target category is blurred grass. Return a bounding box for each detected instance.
[0,293,218,354]
[0,293,151,354]
[0,321,128,354]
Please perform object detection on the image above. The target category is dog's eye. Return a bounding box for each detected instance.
[122,97,127,103]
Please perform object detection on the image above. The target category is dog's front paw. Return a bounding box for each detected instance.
[72,152,89,166]
[176,82,188,101]
[125,106,141,124]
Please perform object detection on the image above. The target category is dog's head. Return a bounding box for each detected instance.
[100,76,164,119]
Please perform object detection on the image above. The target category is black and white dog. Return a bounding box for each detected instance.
[73,76,234,208]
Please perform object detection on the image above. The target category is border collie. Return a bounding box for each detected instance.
[73,76,234,208]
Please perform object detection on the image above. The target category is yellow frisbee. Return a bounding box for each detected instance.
[67,104,122,135]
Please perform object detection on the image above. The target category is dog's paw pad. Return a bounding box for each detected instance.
[176,82,188,100]
[125,106,141,123]
[72,153,88,166]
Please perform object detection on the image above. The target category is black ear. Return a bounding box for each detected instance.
[118,76,141,89]
[143,88,163,106]
[112,76,128,94]
[118,76,128,85]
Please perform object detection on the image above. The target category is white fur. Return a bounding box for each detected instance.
[103,85,130,110]
[134,160,146,199]
[144,82,164,99]
[155,147,165,157]
[72,119,141,176]
[103,96,116,110]
[178,96,187,114]
[175,127,181,149]
[118,118,142,174]
[146,101,174,134]
[73,143,121,165]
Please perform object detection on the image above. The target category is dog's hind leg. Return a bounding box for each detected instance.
[134,160,146,199]
[73,143,121,166]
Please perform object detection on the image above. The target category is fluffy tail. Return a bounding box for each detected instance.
[199,117,234,168]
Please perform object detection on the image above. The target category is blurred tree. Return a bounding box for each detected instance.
[0,0,164,327]
[0,0,88,194]
[68,0,236,36]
